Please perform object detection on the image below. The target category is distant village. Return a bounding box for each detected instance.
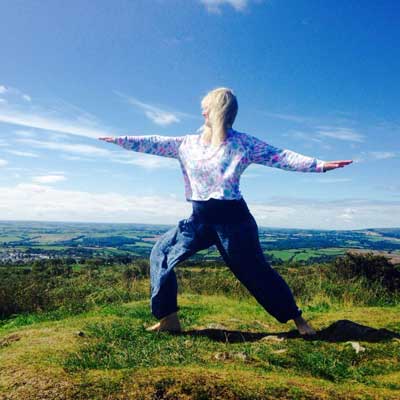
[0,249,51,264]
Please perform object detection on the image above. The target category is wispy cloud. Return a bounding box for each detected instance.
[200,0,259,14]
[283,130,324,144]
[32,175,66,184]
[263,110,362,147]
[17,137,180,170]
[0,159,8,167]
[115,91,197,126]
[14,130,36,138]
[368,151,397,160]
[316,126,365,142]
[16,138,112,157]
[263,108,369,148]
[61,155,90,162]
[6,150,39,158]
[0,85,115,139]
[264,112,314,125]
[377,184,400,193]
[353,151,398,163]
[0,84,32,103]
[0,107,114,139]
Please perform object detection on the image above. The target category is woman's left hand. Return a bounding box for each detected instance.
[323,160,353,172]
[98,137,116,143]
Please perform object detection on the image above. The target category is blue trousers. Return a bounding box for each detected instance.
[149,198,302,324]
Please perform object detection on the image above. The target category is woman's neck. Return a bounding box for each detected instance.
[201,125,231,146]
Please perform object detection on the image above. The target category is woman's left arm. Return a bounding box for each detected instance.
[245,134,326,172]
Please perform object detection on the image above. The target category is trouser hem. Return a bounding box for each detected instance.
[277,308,302,324]
[151,305,180,320]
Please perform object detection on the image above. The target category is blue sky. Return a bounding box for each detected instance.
[0,0,399,229]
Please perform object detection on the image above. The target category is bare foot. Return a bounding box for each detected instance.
[146,312,182,333]
[293,315,317,336]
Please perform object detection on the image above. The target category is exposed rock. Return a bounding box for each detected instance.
[346,341,366,353]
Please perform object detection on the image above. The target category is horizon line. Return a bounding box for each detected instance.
[0,219,397,232]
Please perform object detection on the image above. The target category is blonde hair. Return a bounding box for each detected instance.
[200,87,238,147]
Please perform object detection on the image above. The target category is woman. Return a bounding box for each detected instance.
[99,87,352,336]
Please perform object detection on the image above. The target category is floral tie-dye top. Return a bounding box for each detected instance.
[107,128,326,201]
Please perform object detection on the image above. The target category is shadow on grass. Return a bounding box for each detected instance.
[180,319,400,343]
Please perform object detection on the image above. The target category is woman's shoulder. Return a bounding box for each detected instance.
[182,132,200,144]
[231,129,254,146]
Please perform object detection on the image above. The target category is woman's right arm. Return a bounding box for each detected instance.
[98,135,185,159]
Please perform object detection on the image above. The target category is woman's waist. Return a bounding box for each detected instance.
[190,197,251,223]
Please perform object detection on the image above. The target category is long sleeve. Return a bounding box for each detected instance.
[111,135,185,159]
[245,133,325,173]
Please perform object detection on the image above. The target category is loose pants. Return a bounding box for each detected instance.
[149,199,302,324]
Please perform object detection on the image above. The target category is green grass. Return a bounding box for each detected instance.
[1,254,400,399]
[1,295,399,399]
[265,248,347,263]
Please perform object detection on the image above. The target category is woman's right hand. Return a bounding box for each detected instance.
[323,160,353,172]
[98,137,115,143]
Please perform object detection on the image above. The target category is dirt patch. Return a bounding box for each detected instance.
[0,334,21,348]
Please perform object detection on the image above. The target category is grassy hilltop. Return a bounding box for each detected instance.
[1,253,400,399]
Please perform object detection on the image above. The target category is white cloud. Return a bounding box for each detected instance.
[251,197,400,229]
[316,126,365,142]
[0,183,191,225]
[113,152,179,169]
[115,91,191,126]
[0,159,8,167]
[0,85,7,94]
[22,94,31,102]
[0,183,398,229]
[32,175,66,184]
[15,130,36,138]
[200,0,251,14]
[6,150,39,158]
[145,110,179,125]
[16,138,112,157]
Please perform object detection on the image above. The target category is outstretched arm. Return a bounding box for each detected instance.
[98,135,185,159]
[246,134,326,172]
